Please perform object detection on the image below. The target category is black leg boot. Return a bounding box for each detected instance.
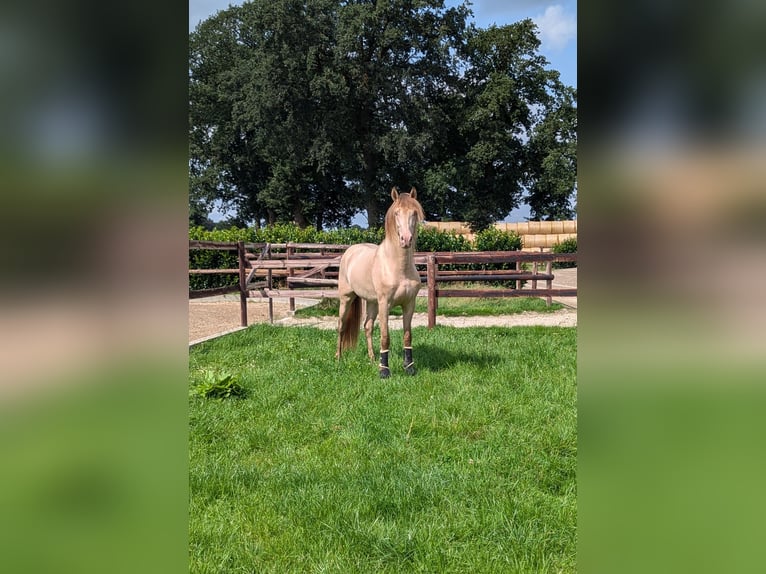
[379,350,390,379]
[403,347,416,375]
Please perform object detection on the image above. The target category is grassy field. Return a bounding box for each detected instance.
[189,324,576,573]
[294,295,563,319]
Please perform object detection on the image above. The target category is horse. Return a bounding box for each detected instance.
[335,186,425,378]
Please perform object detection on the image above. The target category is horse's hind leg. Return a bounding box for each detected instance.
[363,299,378,362]
[335,297,347,359]
[401,297,417,375]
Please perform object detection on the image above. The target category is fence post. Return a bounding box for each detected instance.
[545,259,552,307]
[267,244,274,324]
[237,241,248,327]
[287,243,295,312]
[427,254,437,329]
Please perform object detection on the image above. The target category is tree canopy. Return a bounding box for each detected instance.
[189,0,577,230]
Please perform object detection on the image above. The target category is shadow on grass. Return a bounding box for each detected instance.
[406,343,502,372]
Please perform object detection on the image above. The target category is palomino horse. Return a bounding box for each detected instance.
[336,187,425,378]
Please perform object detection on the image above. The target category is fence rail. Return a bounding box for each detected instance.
[190,240,576,328]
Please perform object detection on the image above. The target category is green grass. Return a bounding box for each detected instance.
[189,324,576,573]
[295,295,563,319]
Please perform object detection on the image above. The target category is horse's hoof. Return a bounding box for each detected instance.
[404,365,416,376]
[379,368,391,379]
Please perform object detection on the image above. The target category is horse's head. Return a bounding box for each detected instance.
[387,187,425,249]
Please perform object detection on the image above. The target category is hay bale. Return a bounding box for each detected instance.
[522,233,577,248]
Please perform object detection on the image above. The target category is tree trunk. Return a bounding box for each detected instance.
[293,205,309,228]
[365,200,379,229]
[362,152,380,228]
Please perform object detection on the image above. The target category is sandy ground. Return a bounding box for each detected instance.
[188,299,299,345]
[189,269,577,345]
[273,308,577,330]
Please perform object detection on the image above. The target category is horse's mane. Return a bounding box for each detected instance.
[384,193,425,240]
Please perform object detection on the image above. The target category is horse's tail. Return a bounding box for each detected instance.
[339,297,362,353]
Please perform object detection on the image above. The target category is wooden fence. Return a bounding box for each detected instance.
[189,241,576,328]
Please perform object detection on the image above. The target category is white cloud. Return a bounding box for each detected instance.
[533,5,576,52]
[190,0,237,32]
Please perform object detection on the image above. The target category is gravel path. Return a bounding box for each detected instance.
[275,309,576,330]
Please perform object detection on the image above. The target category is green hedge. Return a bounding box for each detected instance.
[472,227,522,276]
[189,223,523,290]
[189,223,522,253]
[189,225,387,291]
[189,224,385,246]
[552,237,577,269]
[188,226,255,291]
[416,226,473,252]
[473,227,522,252]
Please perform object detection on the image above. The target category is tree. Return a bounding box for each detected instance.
[190,1,358,229]
[189,2,577,229]
[237,0,357,228]
[449,20,573,229]
[189,7,272,226]
[525,85,577,220]
[330,0,471,226]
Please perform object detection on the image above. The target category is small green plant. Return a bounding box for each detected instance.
[190,371,246,399]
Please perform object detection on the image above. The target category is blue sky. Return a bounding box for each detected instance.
[189,0,577,222]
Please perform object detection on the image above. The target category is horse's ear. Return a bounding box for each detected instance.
[409,187,417,199]
[391,187,399,201]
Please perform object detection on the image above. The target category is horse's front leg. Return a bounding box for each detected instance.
[364,299,379,363]
[377,299,391,379]
[401,297,416,375]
